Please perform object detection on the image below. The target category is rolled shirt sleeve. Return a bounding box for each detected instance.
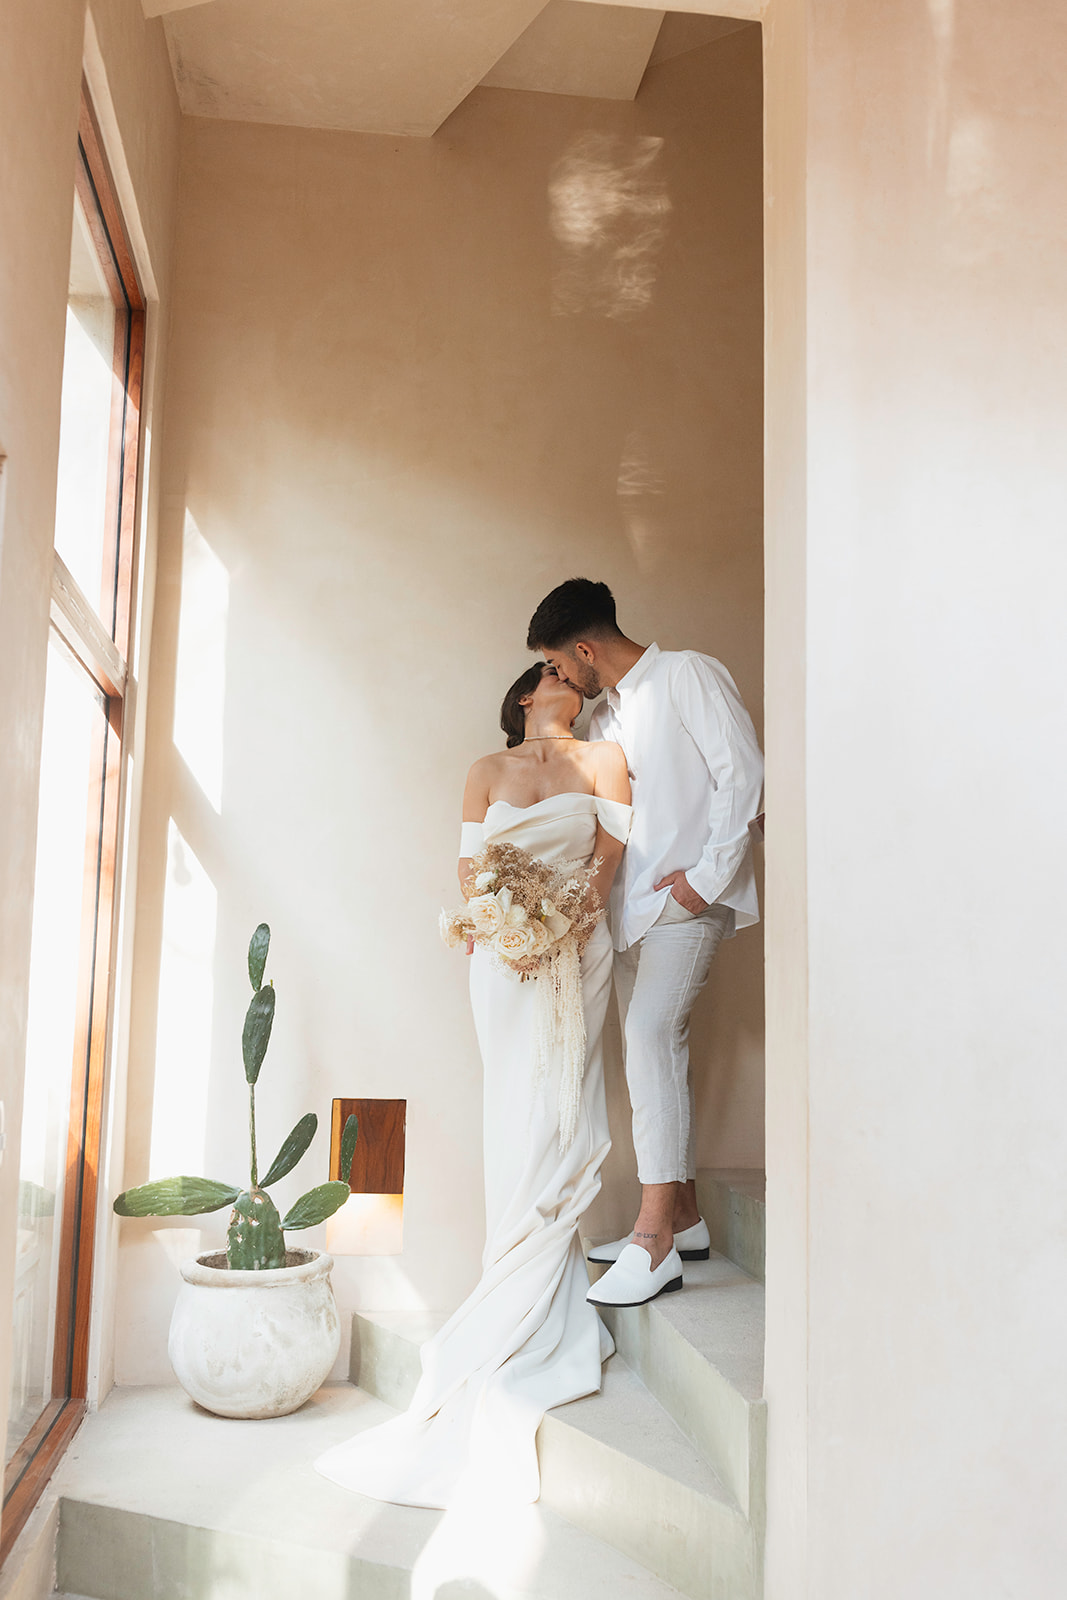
[668,654,764,908]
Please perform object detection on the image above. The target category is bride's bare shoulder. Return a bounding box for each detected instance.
[584,739,630,799]
[463,751,508,821]
[467,750,509,781]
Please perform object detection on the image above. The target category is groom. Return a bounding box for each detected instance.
[527,579,764,1308]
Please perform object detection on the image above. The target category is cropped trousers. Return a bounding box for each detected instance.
[613,897,733,1186]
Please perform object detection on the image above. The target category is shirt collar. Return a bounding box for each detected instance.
[607,642,660,704]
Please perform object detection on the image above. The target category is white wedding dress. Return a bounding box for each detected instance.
[315,791,632,1508]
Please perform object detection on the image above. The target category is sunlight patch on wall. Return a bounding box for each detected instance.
[616,426,666,570]
[149,822,217,1179]
[151,1226,203,1270]
[925,0,955,170]
[549,131,671,319]
[173,511,229,812]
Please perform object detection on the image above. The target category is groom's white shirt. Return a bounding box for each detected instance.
[588,642,764,952]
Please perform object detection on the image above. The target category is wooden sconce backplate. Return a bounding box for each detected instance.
[330,1098,406,1195]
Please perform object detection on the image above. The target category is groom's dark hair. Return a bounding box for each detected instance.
[526,579,622,651]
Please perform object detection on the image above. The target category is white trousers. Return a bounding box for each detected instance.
[613,898,733,1185]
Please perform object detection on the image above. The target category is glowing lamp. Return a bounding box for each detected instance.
[325,1098,405,1257]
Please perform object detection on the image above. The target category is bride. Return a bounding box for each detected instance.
[315,662,631,1508]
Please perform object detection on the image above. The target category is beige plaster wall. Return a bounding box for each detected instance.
[760,0,808,1584]
[116,29,765,1380]
[763,0,1067,1593]
[0,0,181,1522]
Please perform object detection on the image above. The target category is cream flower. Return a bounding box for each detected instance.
[439,909,467,949]
[493,924,536,960]
[526,920,552,958]
[468,894,504,936]
[474,871,498,893]
[491,883,529,928]
[540,898,572,940]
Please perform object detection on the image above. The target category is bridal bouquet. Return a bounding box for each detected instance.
[440,841,603,1151]
[439,841,601,977]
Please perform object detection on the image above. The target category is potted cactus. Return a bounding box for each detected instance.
[114,923,356,1418]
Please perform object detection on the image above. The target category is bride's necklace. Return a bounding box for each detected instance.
[525,735,575,741]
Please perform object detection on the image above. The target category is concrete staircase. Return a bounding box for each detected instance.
[27,1387,686,1600]
[352,1167,767,1600]
[9,1169,765,1600]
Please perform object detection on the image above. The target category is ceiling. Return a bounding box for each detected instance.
[141,0,755,138]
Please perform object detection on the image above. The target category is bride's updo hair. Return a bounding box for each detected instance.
[500,664,547,748]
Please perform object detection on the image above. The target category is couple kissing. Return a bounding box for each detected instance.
[317,577,764,1510]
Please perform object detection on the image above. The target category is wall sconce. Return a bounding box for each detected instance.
[325,1098,405,1256]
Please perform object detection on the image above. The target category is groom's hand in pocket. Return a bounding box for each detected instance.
[654,870,708,915]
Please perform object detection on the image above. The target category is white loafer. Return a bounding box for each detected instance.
[587,1217,711,1265]
[587,1244,684,1308]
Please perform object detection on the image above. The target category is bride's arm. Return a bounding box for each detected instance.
[458,757,493,896]
[587,742,631,911]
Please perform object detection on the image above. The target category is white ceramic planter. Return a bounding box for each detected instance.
[169,1248,340,1419]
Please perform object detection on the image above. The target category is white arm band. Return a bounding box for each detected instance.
[460,822,484,856]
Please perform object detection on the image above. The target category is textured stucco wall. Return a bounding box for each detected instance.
[763,1,1067,1594]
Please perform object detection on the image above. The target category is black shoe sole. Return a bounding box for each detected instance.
[589,1275,684,1309]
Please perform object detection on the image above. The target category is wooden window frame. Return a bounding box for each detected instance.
[1,83,145,1568]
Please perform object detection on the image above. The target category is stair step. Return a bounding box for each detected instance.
[539,1361,757,1600]
[48,1385,685,1600]
[351,1311,757,1600]
[350,1306,441,1410]
[696,1167,766,1283]
[587,1251,765,1526]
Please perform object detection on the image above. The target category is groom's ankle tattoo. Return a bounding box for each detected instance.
[633,1230,659,1239]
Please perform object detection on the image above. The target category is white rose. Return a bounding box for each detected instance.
[494,924,536,960]
[474,871,497,892]
[439,909,467,949]
[468,894,504,936]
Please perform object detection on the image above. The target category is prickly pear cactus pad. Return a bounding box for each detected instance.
[227,1188,286,1271]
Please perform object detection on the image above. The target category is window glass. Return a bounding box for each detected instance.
[6,642,108,1469]
[52,189,128,633]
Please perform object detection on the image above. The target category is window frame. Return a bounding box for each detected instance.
[1,82,146,1566]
